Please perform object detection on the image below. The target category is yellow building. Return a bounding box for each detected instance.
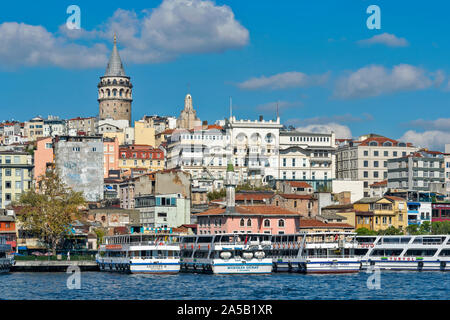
[0,152,33,209]
[134,121,155,146]
[118,145,165,173]
[353,196,408,232]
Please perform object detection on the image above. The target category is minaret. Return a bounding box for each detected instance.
[98,34,133,125]
[225,160,237,212]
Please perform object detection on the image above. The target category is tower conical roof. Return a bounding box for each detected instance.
[105,35,126,77]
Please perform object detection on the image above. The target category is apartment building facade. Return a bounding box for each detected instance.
[336,134,417,197]
[387,150,445,191]
[0,151,33,208]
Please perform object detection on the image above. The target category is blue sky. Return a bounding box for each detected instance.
[0,0,449,150]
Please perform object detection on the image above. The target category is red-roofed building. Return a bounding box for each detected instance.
[270,193,318,217]
[195,205,303,235]
[336,134,418,197]
[278,181,313,194]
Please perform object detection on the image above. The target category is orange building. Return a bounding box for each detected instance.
[34,137,54,184]
[103,137,119,178]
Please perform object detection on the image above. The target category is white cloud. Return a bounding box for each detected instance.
[408,118,450,132]
[284,121,352,139]
[334,64,435,99]
[399,130,450,151]
[0,0,249,68]
[237,71,329,90]
[357,33,409,47]
[0,22,108,69]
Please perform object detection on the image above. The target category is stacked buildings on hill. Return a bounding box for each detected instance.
[0,36,449,254]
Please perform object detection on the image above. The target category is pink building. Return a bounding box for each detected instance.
[196,205,302,235]
[103,137,119,178]
[34,137,54,184]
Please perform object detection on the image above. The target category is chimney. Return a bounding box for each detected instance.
[259,115,263,121]
[202,120,208,130]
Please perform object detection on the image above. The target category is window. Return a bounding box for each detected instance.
[364,171,368,178]
[384,151,388,157]
[264,219,270,227]
[278,219,285,227]
[247,219,251,227]
[240,219,245,227]
[393,151,398,157]
[374,171,379,178]
[374,161,379,167]
[374,151,379,156]
[364,150,368,156]
[364,161,368,167]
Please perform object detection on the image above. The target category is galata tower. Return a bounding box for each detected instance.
[98,35,133,124]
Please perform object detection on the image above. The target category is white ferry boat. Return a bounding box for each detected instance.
[270,234,307,273]
[96,233,181,274]
[179,233,273,274]
[356,235,450,271]
[0,236,14,273]
[302,232,361,273]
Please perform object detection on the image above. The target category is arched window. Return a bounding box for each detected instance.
[383,141,393,147]
[264,219,270,227]
[106,89,110,97]
[247,219,252,227]
[119,89,124,97]
[113,79,117,85]
[278,219,285,227]
[113,89,117,97]
[240,218,245,227]
[369,141,378,146]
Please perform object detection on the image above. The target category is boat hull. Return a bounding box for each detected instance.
[97,258,181,274]
[181,259,273,274]
[306,258,361,273]
[361,259,450,271]
[0,258,13,273]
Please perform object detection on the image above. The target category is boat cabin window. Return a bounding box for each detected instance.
[438,249,450,256]
[382,237,411,244]
[182,237,195,243]
[355,249,369,256]
[404,249,437,256]
[370,249,403,256]
[356,237,377,244]
[197,236,213,243]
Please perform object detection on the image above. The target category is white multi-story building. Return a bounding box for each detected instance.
[445,144,450,198]
[43,116,66,137]
[387,149,445,191]
[336,134,418,197]
[278,130,336,189]
[166,115,283,191]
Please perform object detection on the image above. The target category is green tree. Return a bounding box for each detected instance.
[16,168,86,255]
[207,189,226,201]
[419,221,431,234]
[431,221,450,235]
[355,227,377,235]
[377,226,404,235]
[406,224,420,235]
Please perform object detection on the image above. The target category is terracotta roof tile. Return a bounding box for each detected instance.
[195,205,300,216]
[286,181,312,188]
[277,194,315,200]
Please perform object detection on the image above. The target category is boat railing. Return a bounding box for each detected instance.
[131,256,179,260]
[128,241,180,246]
[305,254,358,259]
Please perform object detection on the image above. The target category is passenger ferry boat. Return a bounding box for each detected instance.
[356,235,450,271]
[302,232,361,273]
[180,233,273,274]
[96,233,181,274]
[270,234,307,273]
[0,236,14,273]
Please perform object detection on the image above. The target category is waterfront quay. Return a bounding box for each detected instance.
[11,255,98,272]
